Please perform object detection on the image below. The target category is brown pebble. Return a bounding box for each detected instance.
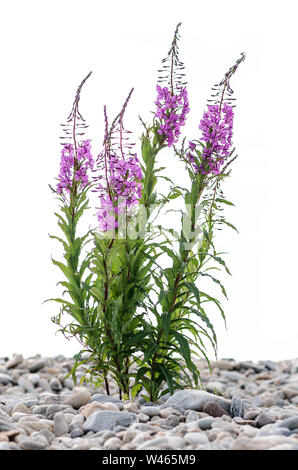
[203,402,230,418]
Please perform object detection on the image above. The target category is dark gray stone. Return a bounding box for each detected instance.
[165,415,180,428]
[230,395,245,418]
[239,362,265,373]
[196,417,215,430]
[50,378,62,393]
[277,416,298,430]
[83,411,137,433]
[70,428,83,438]
[161,390,231,412]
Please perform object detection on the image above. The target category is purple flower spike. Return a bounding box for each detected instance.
[155,85,189,147]
[57,139,94,194]
[198,103,234,176]
[56,72,93,195]
[95,91,143,232]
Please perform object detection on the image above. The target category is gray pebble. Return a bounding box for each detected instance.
[50,378,62,392]
[83,411,137,433]
[139,406,160,417]
[70,428,83,438]
[196,417,214,430]
[54,412,69,437]
[277,416,298,430]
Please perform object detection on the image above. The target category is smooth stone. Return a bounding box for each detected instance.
[0,374,14,385]
[139,406,160,417]
[54,412,69,437]
[203,402,229,418]
[32,405,48,415]
[162,390,231,413]
[70,428,83,438]
[239,362,265,373]
[114,425,127,432]
[12,403,31,415]
[38,378,51,392]
[196,417,214,430]
[258,360,277,371]
[222,371,243,382]
[26,374,40,386]
[230,436,298,451]
[42,394,61,405]
[286,429,298,436]
[0,420,17,432]
[244,410,260,420]
[267,374,289,385]
[17,377,34,392]
[122,429,137,444]
[138,413,150,423]
[6,355,23,369]
[19,435,48,450]
[277,416,298,430]
[82,402,103,419]
[230,395,245,418]
[28,359,47,372]
[103,437,121,450]
[0,409,10,421]
[50,378,62,392]
[0,442,20,450]
[62,390,91,409]
[257,424,289,437]
[130,422,154,432]
[256,412,276,427]
[83,411,137,433]
[38,428,54,444]
[165,415,180,427]
[184,432,209,446]
[83,402,119,419]
[90,393,122,404]
[136,437,173,450]
[46,404,70,416]
[210,360,239,371]
[123,403,139,413]
[282,387,298,400]
[63,378,74,390]
[69,414,85,431]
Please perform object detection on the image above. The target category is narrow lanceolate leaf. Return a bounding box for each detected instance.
[183,281,201,305]
[215,198,235,206]
[197,272,228,299]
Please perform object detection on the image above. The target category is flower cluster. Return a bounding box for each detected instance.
[57,140,94,194]
[196,103,234,175]
[97,153,143,232]
[155,85,189,147]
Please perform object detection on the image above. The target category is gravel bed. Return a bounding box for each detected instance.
[1,354,298,450]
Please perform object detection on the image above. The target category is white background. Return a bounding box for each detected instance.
[0,0,297,362]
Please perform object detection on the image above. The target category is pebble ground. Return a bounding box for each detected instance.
[1,354,298,450]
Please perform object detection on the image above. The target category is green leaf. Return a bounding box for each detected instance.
[216,198,235,206]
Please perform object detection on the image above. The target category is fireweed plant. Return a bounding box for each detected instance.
[48,23,245,401]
